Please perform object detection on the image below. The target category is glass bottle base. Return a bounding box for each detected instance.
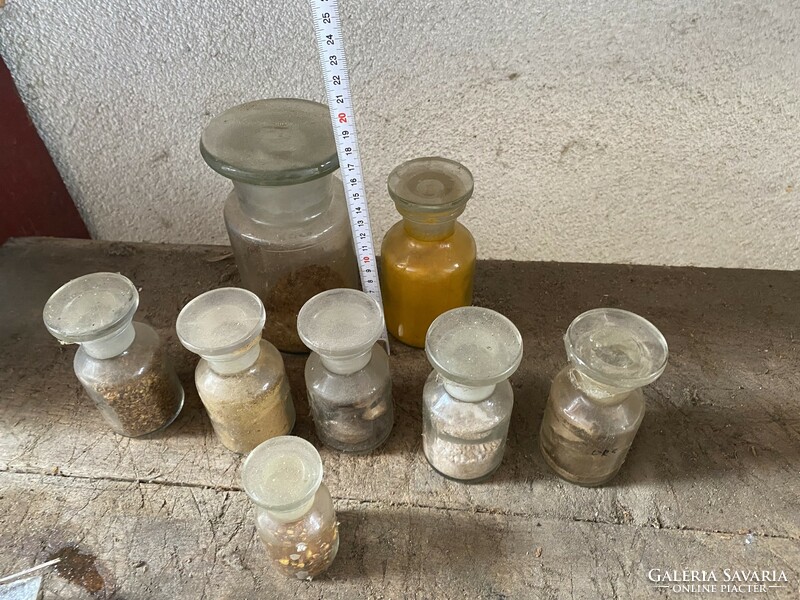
[423,449,502,483]
[539,439,621,487]
[319,421,392,454]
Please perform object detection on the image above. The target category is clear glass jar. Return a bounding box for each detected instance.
[422,306,523,482]
[297,289,393,453]
[43,272,184,437]
[539,308,669,486]
[201,98,361,353]
[242,436,339,580]
[176,287,295,454]
[380,157,477,348]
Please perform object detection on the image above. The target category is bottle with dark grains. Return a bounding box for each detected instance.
[43,272,184,437]
[242,436,339,580]
[297,289,393,453]
[539,308,669,486]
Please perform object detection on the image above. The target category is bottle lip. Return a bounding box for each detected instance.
[425,306,523,387]
[176,287,266,358]
[241,436,324,514]
[200,98,339,186]
[43,272,139,345]
[296,289,384,358]
[564,308,669,389]
[388,156,474,215]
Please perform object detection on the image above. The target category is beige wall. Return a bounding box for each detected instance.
[1,0,798,268]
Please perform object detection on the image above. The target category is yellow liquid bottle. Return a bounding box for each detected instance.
[380,157,476,348]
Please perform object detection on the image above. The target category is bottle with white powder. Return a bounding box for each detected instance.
[422,306,523,482]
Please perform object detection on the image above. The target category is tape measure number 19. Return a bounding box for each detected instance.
[308,0,389,350]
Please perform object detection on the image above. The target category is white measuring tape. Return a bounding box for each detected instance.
[309,0,389,350]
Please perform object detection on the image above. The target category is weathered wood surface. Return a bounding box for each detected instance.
[1,237,798,598]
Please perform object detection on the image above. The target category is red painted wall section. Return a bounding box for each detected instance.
[0,56,89,244]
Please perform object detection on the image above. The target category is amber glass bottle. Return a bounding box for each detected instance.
[380,157,476,348]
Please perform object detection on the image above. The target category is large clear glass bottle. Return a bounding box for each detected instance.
[43,272,184,437]
[201,99,360,352]
[176,287,295,454]
[539,308,669,486]
[380,157,476,348]
[297,289,393,453]
[422,307,523,482]
[242,436,339,580]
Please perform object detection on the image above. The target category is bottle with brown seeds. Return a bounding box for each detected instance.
[43,272,184,437]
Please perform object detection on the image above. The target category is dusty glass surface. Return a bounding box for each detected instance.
[422,307,523,481]
[539,308,669,486]
[297,289,393,452]
[177,288,294,453]
[43,273,183,437]
[242,437,339,580]
[380,157,476,348]
[201,99,360,352]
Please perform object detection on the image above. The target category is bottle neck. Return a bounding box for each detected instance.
[204,341,262,375]
[319,348,372,375]
[569,368,635,404]
[403,217,457,241]
[81,321,136,359]
[233,174,334,225]
[262,495,316,523]
[443,377,496,402]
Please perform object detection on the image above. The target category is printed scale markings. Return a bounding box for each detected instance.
[309,0,389,350]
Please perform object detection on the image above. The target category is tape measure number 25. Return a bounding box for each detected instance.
[308,0,389,350]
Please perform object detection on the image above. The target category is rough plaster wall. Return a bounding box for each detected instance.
[0,0,798,269]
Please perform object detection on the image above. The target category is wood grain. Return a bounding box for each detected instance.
[0,237,798,598]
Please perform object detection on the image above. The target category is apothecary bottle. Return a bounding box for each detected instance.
[380,157,477,348]
[201,99,360,353]
[43,272,184,437]
[176,287,295,454]
[422,307,523,482]
[539,308,669,486]
[297,289,393,453]
[242,436,339,580]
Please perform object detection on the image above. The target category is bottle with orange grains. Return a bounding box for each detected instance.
[380,157,476,347]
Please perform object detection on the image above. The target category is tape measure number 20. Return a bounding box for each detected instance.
[308,0,389,351]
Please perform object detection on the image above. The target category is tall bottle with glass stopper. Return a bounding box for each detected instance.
[380,157,476,347]
[539,308,669,486]
[43,272,184,437]
[176,287,294,454]
[201,98,360,352]
[242,436,339,580]
[422,306,523,482]
[297,289,393,453]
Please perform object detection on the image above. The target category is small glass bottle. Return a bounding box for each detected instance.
[380,157,477,348]
[176,287,295,454]
[422,306,523,482]
[539,308,669,486]
[201,98,360,353]
[297,289,393,453]
[43,272,184,437]
[242,436,339,580]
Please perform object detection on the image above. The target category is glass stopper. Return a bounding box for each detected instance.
[43,272,139,343]
[200,98,339,186]
[241,436,323,512]
[387,157,474,214]
[176,287,266,358]
[565,308,669,389]
[425,306,523,387]
[296,289,384,358]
